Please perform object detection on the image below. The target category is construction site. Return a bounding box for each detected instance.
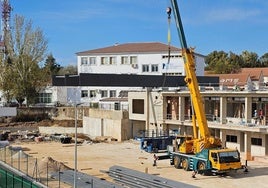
[1,0,268,188]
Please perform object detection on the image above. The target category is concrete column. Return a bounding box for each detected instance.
[220,97,227,124]
[179,96,185,121]
[146,88,151,131]
[220,129,226,148]
[163,96,167,120]
[244,132,252,160]
[245,97,252,124]
[266,135,268,155]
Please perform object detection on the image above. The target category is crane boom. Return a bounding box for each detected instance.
[167,1,243,175]
[170,0,221,153]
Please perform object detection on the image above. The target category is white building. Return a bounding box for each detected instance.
[50,42,206,105]
[76,42,205,76]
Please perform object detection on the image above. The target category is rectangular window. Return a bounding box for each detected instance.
[38,93,52,103]
[132,99,144,114]
[226,135,237,143]
[251,138,262,146]
[151,64,158,72]
[121,56,128,64]
[110,90,116,97]
[101,57,108,65]
[130,56,137,64]
[81,90,88,98]
[142,65,149,72]
[109,57,116,65]
[101,90,108,98]
[162,55,181,59]
[81,57,88,65]
[89,90,96,98]
[89,57,96,65]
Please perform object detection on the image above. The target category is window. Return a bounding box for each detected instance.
[251,138,262,146]
[142,65,149,72]
[101,57,108,65]
[81,90,88,98]
[162,55,181,59]
[110,90,116,97]
[38,93,52,103]
[81,57,88,65]
[109,57,116,65]
[121,56,128,64]
[130,56,137,64]
[151,64,158,72]
[101,90,108,98]
[226,135,237,143]
[132,99,144,114]
[90,90,96,98]
[89,57,96,65]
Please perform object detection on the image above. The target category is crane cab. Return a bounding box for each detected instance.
[208,148,242,173]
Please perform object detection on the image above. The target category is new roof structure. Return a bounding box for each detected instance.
[52,73,219,87]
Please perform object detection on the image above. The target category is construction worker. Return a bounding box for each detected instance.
[153,154,158,166]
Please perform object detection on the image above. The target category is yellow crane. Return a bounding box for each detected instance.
[168,0,244,176]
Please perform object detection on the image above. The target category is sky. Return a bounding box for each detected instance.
[10,0,268,66]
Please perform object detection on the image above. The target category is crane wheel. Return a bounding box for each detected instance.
[197,161,206,175]
[182,158,189,171]
[173,156,182,169]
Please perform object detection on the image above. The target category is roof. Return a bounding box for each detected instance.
[76,42,181,55]
[52,73,219,87]
[207,74,250,86]
[240,68,267,80]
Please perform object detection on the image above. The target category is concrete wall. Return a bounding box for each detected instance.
[83,109,131,141]
[39,126,83,135]
[0,107,17,117]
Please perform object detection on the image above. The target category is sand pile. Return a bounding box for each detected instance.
[38,156,72,174]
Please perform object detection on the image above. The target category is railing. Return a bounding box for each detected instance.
[0,146,70,188]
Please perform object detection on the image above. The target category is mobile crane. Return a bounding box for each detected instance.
[167,0,243,176]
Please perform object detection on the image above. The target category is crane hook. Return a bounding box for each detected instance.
[166,7,172,19]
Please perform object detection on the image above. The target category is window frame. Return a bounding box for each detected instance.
[81,57,88,65]
[142,64,149,72]
[151,64,158,72]
[81,90,88,98]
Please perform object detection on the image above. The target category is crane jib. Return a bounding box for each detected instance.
[170,0,188,49]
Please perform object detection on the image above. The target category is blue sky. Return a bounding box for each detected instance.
[11,0,268,66]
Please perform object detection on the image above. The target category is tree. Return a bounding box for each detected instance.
[44,53,61,76]
[205,51,241,74]
[259,53,268,67]
[57,65,78,75]
[0,15,48,106]
[240,50,258,68]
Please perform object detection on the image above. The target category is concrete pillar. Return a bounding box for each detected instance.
[146,88,151,131]
[220,97,227,124]
[264,135,268,155]
[244,132,252,160]
[179,96,185,121]
[220,129,226,148]
[245,97,252,123]
[163,96,167,120]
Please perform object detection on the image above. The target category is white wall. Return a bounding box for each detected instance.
[77,52,205,76]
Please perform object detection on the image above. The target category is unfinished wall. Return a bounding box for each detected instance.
[83,109,131,141]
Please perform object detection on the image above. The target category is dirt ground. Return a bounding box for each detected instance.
[10,139,268,188]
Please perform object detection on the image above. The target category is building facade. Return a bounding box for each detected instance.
[76,42,205,76]
[128,89,268,160]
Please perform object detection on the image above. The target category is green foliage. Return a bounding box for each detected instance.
[0,15,49,106]
[57,65,78,75]
[44,53,61,76]
[205,50,266,74]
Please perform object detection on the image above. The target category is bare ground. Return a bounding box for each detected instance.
[10,139,268,188]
